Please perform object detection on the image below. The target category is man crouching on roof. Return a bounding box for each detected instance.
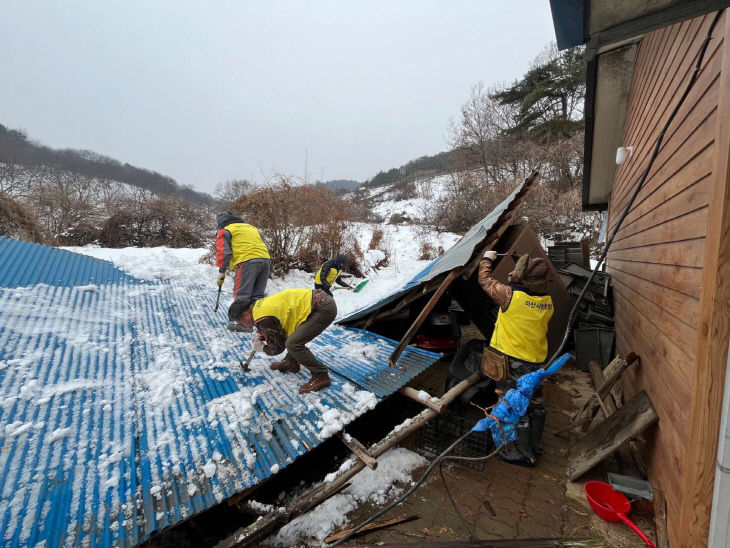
[232,288,337,394]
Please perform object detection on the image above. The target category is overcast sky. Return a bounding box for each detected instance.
[1,1,556,194]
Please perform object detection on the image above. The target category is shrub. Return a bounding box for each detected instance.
[0,192,48,243]
[232,178,359,275]
[99,196,211,248]
[368,228,384,250]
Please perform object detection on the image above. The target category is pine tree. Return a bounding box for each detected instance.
[492,45,586,139]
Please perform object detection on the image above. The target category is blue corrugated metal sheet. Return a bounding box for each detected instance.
[0,238,441,547]
[339,176,535,324]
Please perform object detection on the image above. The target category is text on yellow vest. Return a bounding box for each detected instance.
[253,289,313,337]
[490,290,554,364]
[226,223,270,270]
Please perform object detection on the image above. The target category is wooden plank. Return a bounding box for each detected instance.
[613,174,711,243]
[616,18,698,184]
[655,488,669,548]
[607,258,702,299]
[399,386,444,413]
[611,207,709,251]
[340,433,378,470]
[323,514,421,543]
[388,268,462,366]
[612,16,720,208]
[610,108,717,236]
[613,277,699,362]
[613,290,695,383]
[607,238,706,268]
[224,371,485,547]
[610,265,700,326]
[610,34,721,227]
[679,10,730,547]
[568,391,659,480]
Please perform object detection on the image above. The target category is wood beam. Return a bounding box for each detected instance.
[399,386,444,413]
[339,432,378,470]
[679,11,730,547]
[388,268,462,366]
[223,371,484,547]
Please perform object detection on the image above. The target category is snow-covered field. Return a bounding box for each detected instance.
[63,222,461,320]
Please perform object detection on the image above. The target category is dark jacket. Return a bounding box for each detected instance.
[316,254,350,291]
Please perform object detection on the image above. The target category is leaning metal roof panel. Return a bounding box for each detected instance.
[339,175,536,324]
[0,237,441,547]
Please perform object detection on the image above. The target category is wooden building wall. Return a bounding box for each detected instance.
[606,10,729,546]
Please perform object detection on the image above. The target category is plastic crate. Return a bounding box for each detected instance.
[414,410,494,471]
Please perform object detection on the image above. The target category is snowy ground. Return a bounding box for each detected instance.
[62,222,461,320]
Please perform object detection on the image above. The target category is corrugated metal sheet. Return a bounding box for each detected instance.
[339,175,536,324]
[0,237,441,547]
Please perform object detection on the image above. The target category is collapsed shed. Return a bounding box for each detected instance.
[339,170,571,365]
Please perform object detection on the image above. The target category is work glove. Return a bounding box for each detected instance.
[217,272,225,287]
[483,250,498,261]
[252,339,265,353]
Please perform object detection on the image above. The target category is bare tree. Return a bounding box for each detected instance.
[215,179,253,208]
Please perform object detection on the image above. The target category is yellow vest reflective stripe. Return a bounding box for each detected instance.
[252,289,313,337]
[490,290,553,364]
[227,223,270,269]
[315,264,342,285]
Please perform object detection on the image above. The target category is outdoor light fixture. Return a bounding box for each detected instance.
[616,146,633,165]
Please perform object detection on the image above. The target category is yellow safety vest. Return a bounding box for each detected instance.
[252,289,313,337]
[315,263,342,285]
[490,290,553,364]
[226,223,270,270]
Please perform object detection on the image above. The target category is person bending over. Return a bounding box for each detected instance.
[236,288,336,394]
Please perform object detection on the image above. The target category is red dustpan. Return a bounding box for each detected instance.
[584,481,655,547]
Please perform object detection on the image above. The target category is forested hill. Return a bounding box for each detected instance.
[364,150,452,188]
[0,123,215,207]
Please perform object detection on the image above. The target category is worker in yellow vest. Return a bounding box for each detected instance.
[479,250,554,468]
[315,254,352,295]
[215,211,271,329]
[235,288,337,394]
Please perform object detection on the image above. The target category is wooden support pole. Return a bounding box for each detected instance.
[339,432,378,470]
[399,386,444,413]
[222,371,484,547]
[323,514,421,543]
[388,268,462,366]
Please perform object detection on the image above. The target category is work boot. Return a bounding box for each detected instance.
[497,443,535,468]
[270,359,301,373]
[528,407,546,457]
[299,373,331,394]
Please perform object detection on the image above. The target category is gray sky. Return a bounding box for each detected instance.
[1,1,556,194]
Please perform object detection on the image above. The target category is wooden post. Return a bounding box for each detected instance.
[399,386,444,413]
[222,372,484,547]
[680,11,730,546]
[388,268,462,366]
[339,433,378,470]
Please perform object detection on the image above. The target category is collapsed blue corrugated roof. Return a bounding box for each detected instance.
[339,174,537,325]
[0,237,440,547]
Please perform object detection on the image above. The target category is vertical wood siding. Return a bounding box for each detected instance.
[606,11,725,546]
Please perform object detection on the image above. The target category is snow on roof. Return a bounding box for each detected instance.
[0,237,440,547]
[339,173,538,324]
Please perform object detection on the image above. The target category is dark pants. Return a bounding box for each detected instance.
[233,258,270,305]
[497,357,546,460]
[285,295,337,376]
[314,283,332,296]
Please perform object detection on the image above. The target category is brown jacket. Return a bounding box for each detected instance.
[478,258,512,312]
[254,289,328,355]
